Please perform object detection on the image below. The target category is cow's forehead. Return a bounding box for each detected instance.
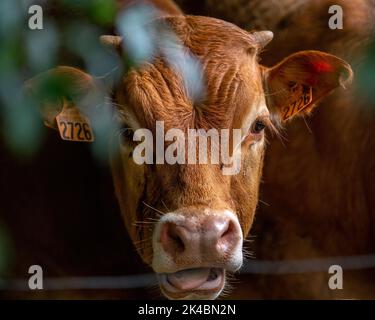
[120,16,262,130]
[167,15,259,54]
[123,58,261,131]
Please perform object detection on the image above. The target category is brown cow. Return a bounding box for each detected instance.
[25,1,353,299]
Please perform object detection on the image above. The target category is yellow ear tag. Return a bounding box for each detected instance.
[282,83,313,121]
[56,99,94,142]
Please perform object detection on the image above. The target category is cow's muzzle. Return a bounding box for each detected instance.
[152,210,243,300]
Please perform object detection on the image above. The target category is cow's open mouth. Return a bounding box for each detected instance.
[158,268,225,299]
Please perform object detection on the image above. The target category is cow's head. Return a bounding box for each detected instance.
[25,15,352,299]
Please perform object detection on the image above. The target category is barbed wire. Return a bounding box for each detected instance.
[1,254,374,291]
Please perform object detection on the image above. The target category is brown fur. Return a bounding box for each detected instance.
[190,0,375,299]
[109,16,268,263]
[23,1,354,299]
[257,0,375,299]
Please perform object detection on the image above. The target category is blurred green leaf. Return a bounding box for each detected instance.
[0,0,119,160]
[0,69,44,157]
[357,39,375,104]
[64,23,118,75]
[25,22,59,73]
[89,0,116,26]
[62,0,116,26]
[0,0,23,37]
[0,36,26,71]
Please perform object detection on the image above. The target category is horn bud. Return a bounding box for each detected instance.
[252,30,274,49]
[100,35,122,49]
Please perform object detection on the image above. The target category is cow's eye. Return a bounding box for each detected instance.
[119,127,134,144]
[251,119,266,134]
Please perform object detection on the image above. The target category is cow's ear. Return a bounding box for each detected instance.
[24,66,104,131]
[263,50,353,122]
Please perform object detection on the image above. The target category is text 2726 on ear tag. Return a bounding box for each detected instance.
[56,104,94,142]
[282,84,313,121]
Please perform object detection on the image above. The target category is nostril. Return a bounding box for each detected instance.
[219,220,231,238]
[211,218,230,239]
[221,220,235,239]
[217,219,238,252]
[160,223,186,254]
[169,225,185,252]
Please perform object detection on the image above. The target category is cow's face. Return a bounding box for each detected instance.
[108,17,273,300]
[26,15,352,300]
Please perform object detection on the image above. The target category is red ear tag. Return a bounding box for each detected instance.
[312,61,334,73]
